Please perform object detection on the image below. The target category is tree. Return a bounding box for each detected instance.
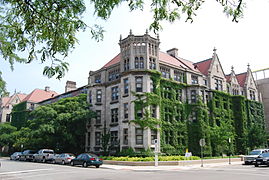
[0,0,244,83]
[0,72,7,96]
[18,94,95,153]
[0,123,17,151]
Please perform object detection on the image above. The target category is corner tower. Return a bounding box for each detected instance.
[119,30,160,72]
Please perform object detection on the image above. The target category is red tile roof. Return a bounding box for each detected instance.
[17,93,27,101]
[193,58,212,76]
[101,52,199,72]
[236,73,247,87]
[22,89,58,103]
[159,52,188,68]
[159,52,199,72]
[102,53,121,68]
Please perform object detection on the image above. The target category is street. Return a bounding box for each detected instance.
[1,159,269,180]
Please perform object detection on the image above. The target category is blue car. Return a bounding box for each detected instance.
[70,153,103,168]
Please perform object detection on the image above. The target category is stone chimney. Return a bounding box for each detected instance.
[65,81,77,92]
[45,86,50,92]
[167,48,178,58]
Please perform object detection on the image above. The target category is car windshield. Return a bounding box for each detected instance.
[249,150,262,155]
[260,153,269,157]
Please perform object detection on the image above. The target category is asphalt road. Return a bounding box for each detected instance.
[1,159,269,180]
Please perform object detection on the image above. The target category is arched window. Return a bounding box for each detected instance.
[140,57,144,69]
[124,58,129,71]
[135,57,139,69]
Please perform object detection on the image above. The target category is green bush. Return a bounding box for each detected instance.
[103,155,200,161]
[115,148,154,157]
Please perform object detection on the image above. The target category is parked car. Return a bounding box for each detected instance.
[254,152,269,167]
[244,149,269,165]
[33,149,55,163]
[70,153,103,168]
[10,152,22,160]
[19,150,36,161]
[53,153,75,165]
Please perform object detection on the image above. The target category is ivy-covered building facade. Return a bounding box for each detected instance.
[86,31,266,156]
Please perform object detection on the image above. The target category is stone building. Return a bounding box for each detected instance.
[86,31,260,154]
[0,92,27,123]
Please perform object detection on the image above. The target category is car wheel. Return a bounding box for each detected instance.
[62,160,65,165]
[255,164,259,167]
[52,159,56,164]
[70,161,74,166]
[95,165,100,168]
[83,162,88,168]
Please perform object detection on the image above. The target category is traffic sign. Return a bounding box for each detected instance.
[199,138,206,147]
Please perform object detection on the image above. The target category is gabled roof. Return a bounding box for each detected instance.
[1,97,10,107]
[22,89,58,103]
[1,93,28,107]
[17,94,27,101]
[102,53,121,68]
[193,58,212,76]
[236,73,247,87]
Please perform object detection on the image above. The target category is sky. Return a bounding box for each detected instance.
[1,0,269,95]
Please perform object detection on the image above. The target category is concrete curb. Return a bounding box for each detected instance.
[103,158,242,166]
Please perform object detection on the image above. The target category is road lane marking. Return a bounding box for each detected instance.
[0,168,53,175]
[1,170,85,180]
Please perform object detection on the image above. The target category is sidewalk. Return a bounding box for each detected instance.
[102,159,243,171]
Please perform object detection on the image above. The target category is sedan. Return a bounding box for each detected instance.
[254,152,269,167]
[19,150,36,161]
[70,153,103,168]
[10,152,22,160]
[53,153,75,165]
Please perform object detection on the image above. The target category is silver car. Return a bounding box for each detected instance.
[10,152,22,160]
[53,153,75,165]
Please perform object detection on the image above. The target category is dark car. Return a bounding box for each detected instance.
[70,153,103,168]
[254,152,269,167]
[19,150,36,161]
